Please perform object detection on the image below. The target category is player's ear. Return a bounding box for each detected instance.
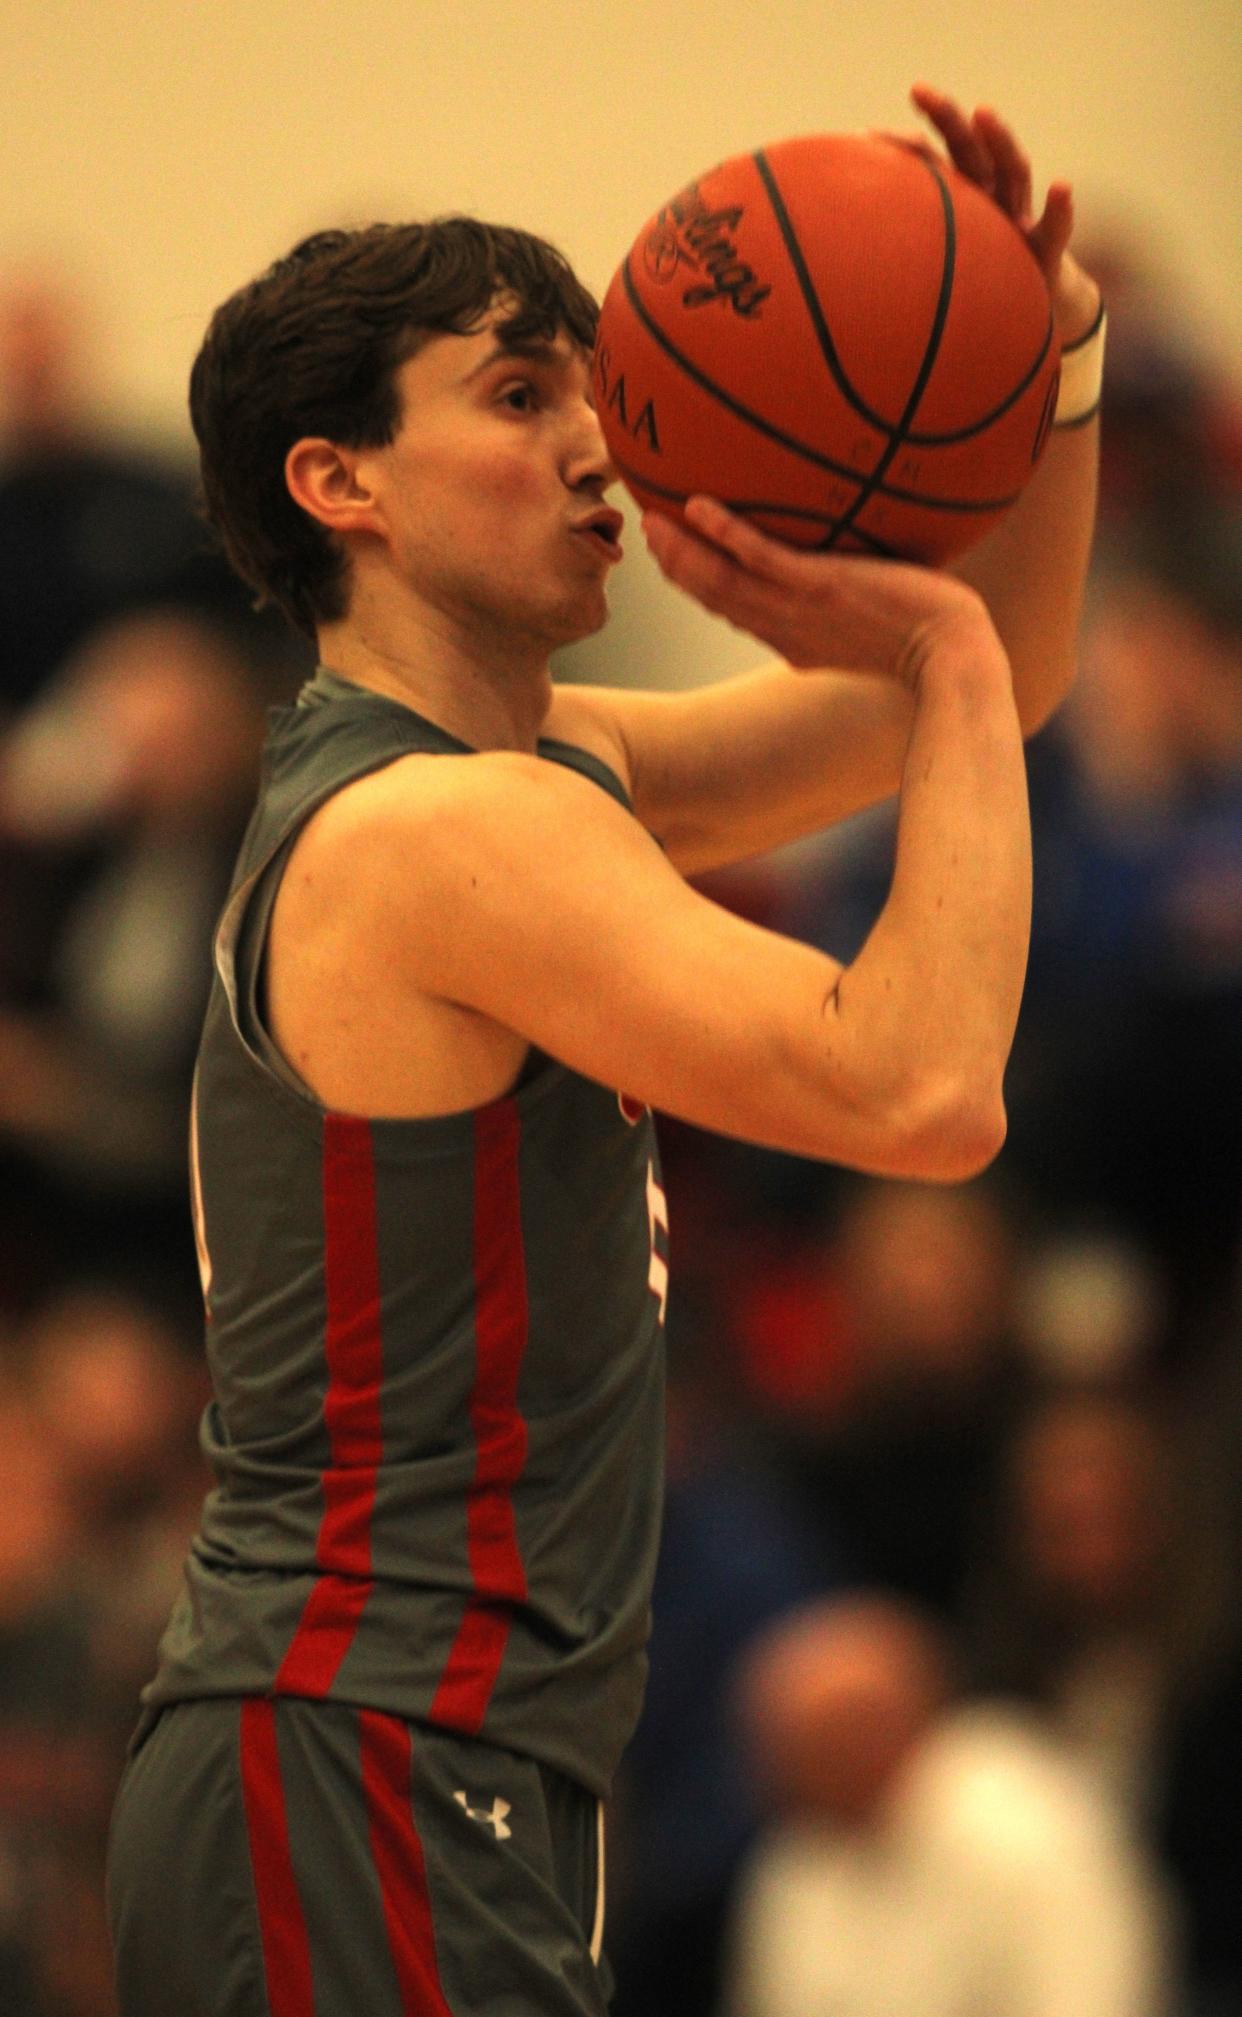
[285,437,385,538]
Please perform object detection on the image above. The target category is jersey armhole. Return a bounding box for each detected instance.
[222,831,318,1100]
[536,736,632,812]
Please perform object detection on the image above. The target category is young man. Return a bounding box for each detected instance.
[107,87,1103,2017]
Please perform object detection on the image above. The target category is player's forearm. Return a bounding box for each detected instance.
[951,416,1098,735]
[951,256,1102,736]
[827,614,1031,1178]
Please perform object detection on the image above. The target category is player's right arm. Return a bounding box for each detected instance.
[303,594,1029,1183]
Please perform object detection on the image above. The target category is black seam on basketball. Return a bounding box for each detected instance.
[609,450,904,553]
[756,143,1057,451]
[818,521,896,555]
[752,147,896,436]
[620,256,873,487]
[618,258,1022,516]
[611,429,1017,518]
[903,310,1055,444]
[825,154,957,546]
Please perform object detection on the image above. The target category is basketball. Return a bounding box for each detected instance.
[593,132,1061,564]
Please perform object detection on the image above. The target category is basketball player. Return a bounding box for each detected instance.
[107,87,1103,2017]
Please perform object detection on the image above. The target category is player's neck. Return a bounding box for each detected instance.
[316,594,554,755]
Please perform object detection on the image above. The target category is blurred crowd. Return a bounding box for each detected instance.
[1,237,1241,2016]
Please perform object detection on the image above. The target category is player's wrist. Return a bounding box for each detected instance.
[1049,255,1101,346]
[1052,292,1106,429]
[898,599,1008,698]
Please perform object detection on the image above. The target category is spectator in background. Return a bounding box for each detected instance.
[1008,489,1242,1344]
[733,1176,1026,1618]
[0,1384,113,2016]
[960,1384,1215,1815]
[0,1282,206,2017]
[962,1369,1242,2016]
[607,1285,832,2017]
[1157,1633,1242,2017]
[0,609,270,1308]
[725,1596,1174,2017]
[24,1283,210,1725]
[0,270,303,718]
[0,264,306,1318]
[1150,1236,1242,2017]
[1072,228,1242,532]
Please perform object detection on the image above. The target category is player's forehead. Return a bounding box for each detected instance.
[404,297,592,393]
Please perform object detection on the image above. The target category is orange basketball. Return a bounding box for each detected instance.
[593,133,1060,563]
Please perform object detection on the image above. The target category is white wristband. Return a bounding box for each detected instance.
[1054,300,1106,428]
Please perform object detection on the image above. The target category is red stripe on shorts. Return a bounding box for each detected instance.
[239,1700,315,2017]
[359,1711,455,2016]
[276,1112,384,1696]
[430,1098,530,1733]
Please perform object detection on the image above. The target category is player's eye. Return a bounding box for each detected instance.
[500,380,539,413]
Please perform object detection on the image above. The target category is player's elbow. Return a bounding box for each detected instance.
[891,1072,1009,1182]
[793,1061,1008,1180]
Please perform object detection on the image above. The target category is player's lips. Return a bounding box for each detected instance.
[570,508,625,562]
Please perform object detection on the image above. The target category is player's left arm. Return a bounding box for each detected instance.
[920,86,1103,731]
[573,89,1101,878]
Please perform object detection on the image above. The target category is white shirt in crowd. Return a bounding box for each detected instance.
[726,1704,1175,2017]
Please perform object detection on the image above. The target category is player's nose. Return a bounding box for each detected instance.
[566,396,618,491]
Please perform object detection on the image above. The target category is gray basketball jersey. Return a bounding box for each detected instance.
[144,669,668,1796]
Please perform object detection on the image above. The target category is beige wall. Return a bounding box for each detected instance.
[6,0,1240,683]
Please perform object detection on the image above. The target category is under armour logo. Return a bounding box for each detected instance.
[453,1791,512,1840]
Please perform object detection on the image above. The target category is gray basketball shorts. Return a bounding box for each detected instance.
[106,1696,611,2016]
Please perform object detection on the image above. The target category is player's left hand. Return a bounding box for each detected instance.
[879,84,1100,344]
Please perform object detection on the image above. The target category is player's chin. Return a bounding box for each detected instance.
[548,581,612,644]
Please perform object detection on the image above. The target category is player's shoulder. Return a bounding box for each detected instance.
[291,737,630,906]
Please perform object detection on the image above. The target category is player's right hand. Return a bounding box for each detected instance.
[642,493,1008,691]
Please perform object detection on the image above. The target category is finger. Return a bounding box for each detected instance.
[972,106,1033,222]
[641,509,771,625]
[910,83,995,191]
[1026,182,1075,279]
[680,495,808,584]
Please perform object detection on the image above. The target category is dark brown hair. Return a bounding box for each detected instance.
[189,219,599,638]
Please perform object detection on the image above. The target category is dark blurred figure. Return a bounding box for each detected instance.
[0,270,297,718]
[1072,227,1242,532]
[0,610,270,1310]
[1156,1636,1242,2017]
[0,1282,208,2017]
[1007,488,1242,1345]
[25,1281,211,1721]
[0,1379,111,2016]
[1144,1276,1242,2017]
[725,1595,1172,2017]
[607,1279,831,2017]
[0,266,307,1318]
[962,1384,1222,1809]
[962,1371,1242,2017]
[734,1176,1027,1618]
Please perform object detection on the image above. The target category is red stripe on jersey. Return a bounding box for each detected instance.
[239,1700,316,2017]
[276,1112,383,1696]
[359,1711,455,2017]
[430,1097,530,1733]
